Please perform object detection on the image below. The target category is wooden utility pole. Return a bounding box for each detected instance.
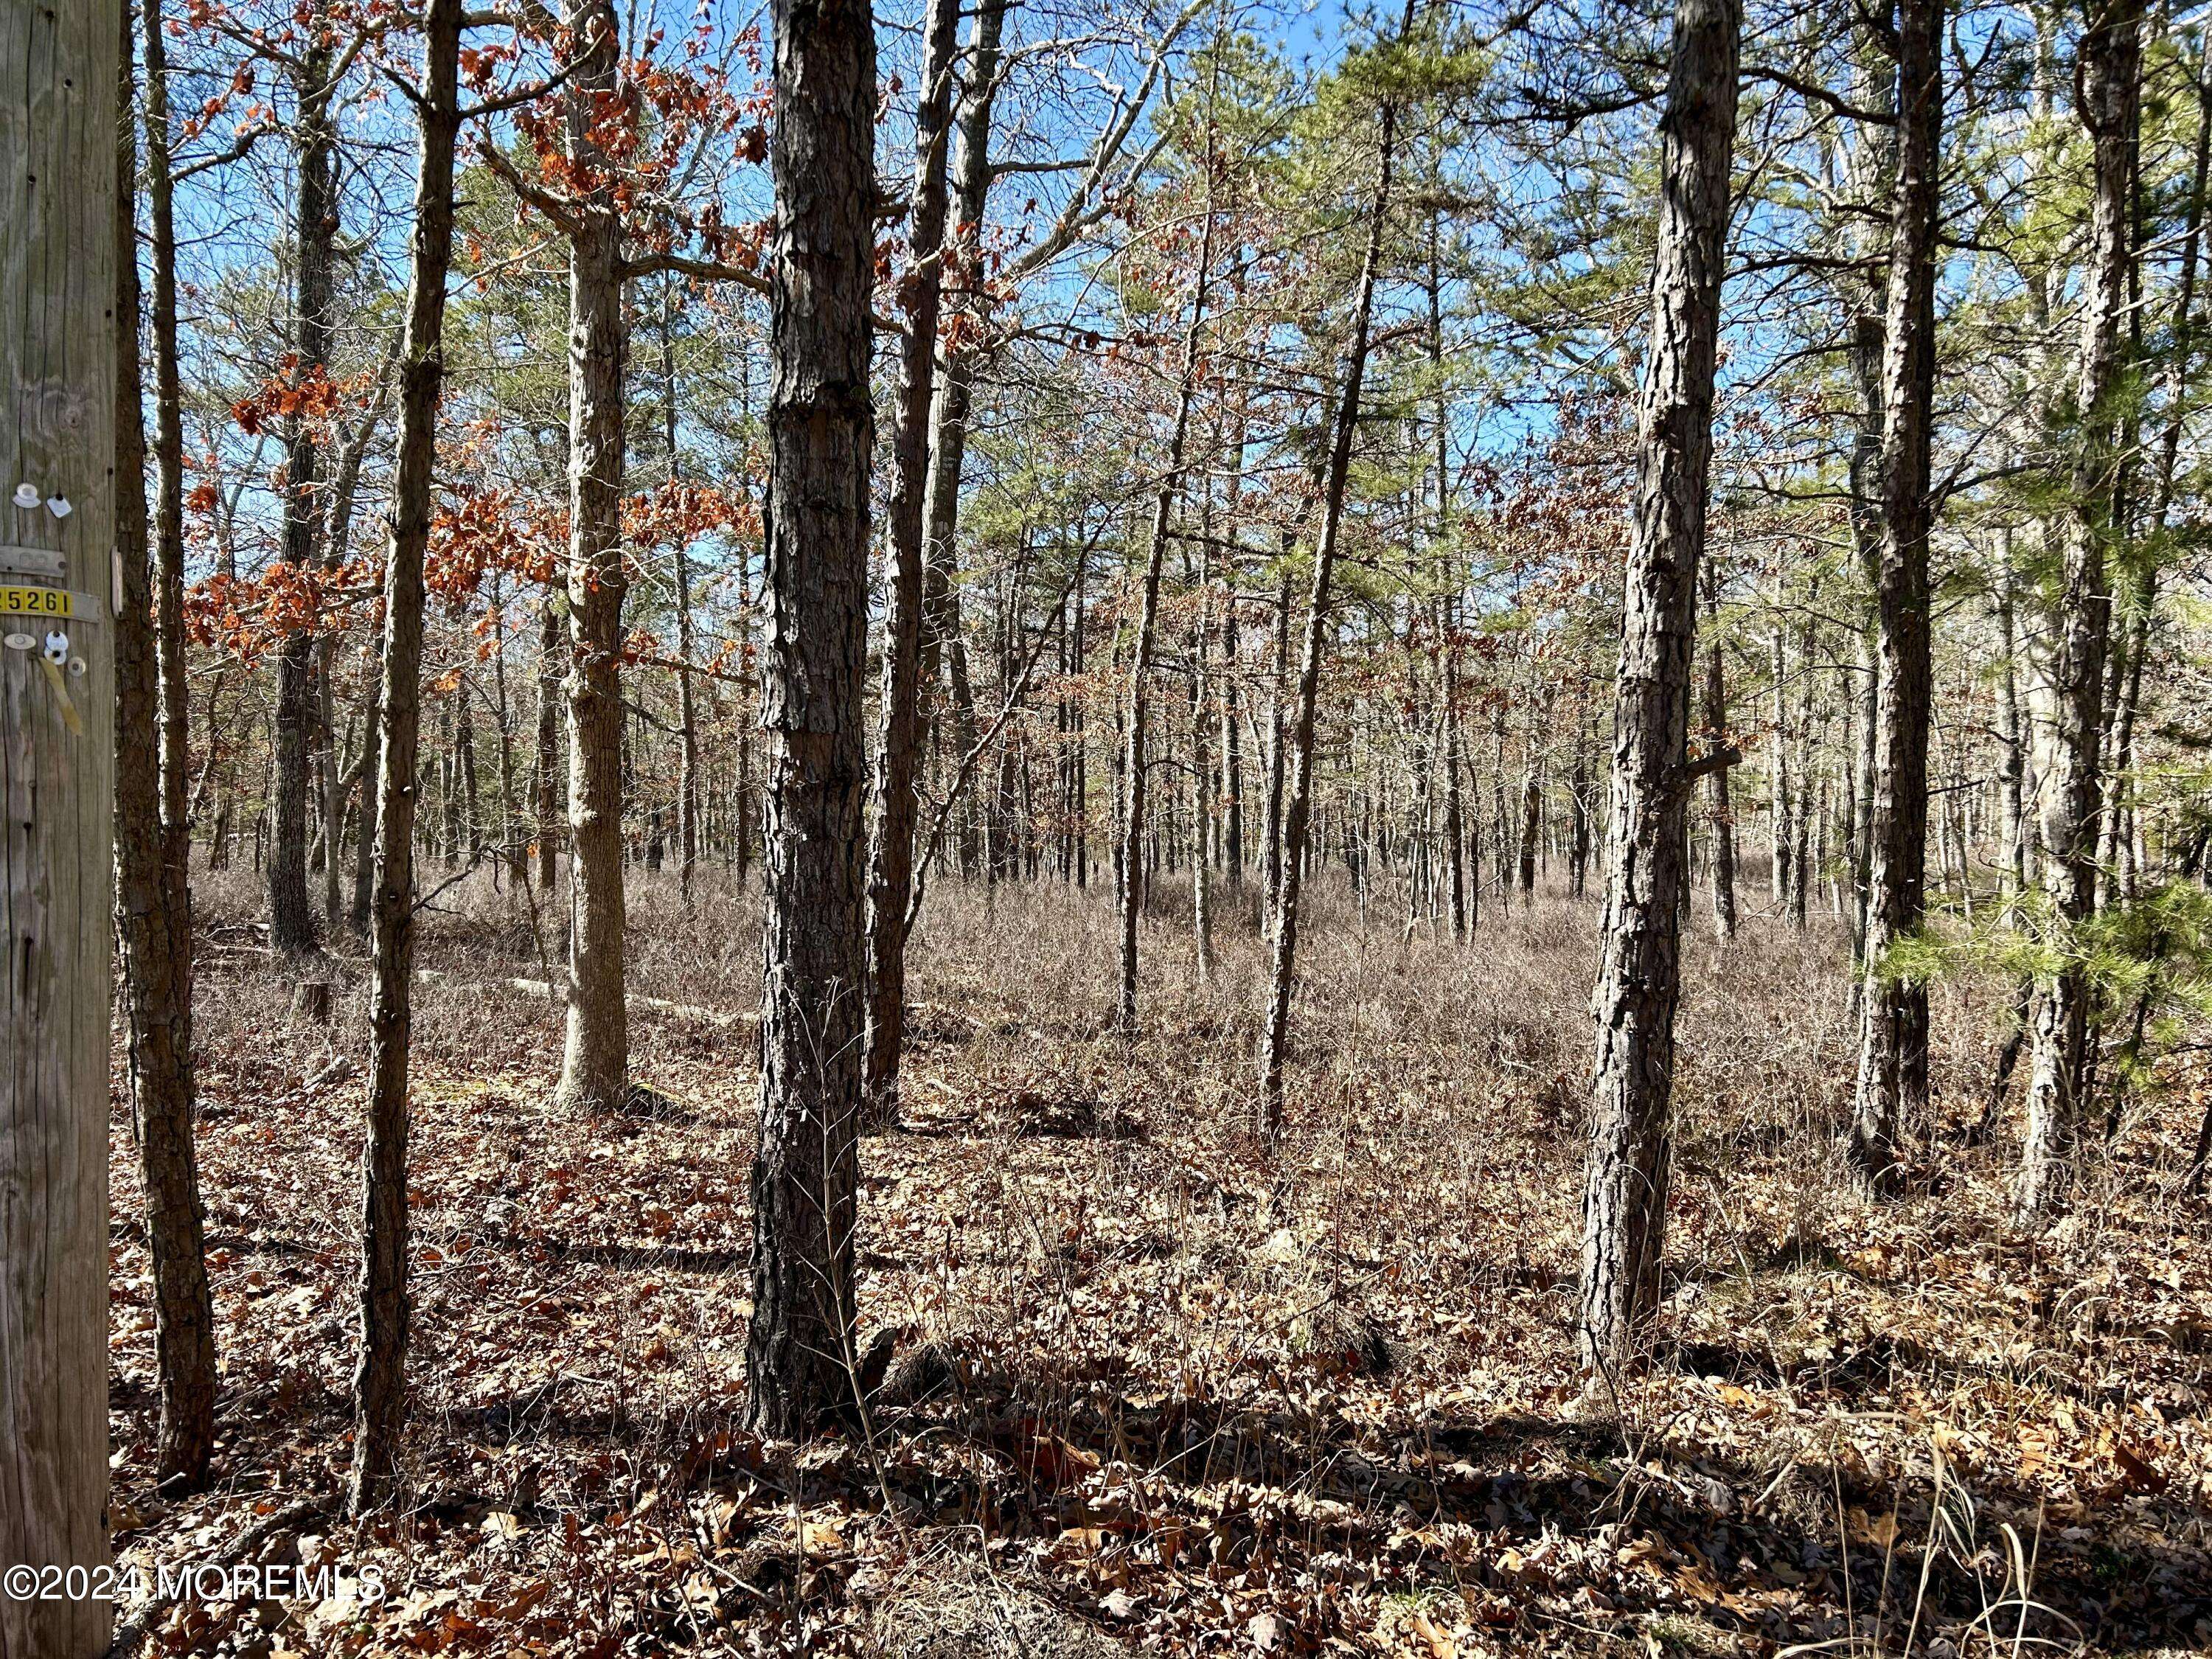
[0,3,121,1652]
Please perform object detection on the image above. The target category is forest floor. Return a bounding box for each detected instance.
[105,863,2212,1658]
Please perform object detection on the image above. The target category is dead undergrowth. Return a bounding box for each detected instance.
[105,861,2212,1656]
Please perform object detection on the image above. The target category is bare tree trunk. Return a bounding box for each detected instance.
[1257,67,1399,1133]
[734,539,756,881]
[488,574,521,887]
[536,587,561,891]
[1118,189,1215,1036]
[1568,723,1590,900]
[1074,556,1089,888]
[746,0,872,1437]
[2101,570,2149,904]
[1768,619,1791,907]
[1262,563,1289,929]
[1056,590,1074,880]
[556,0,630,1114]
[269,42,339,955]
[318,652,342,911]
[116,0,215,1495]
[1193,553,1216,981]
[641,720,663,872]
[325,352,394,921]
[457,686,482,858]
[1847,625,1877,978]
[1850,0,1944,1189]
[437,700,459,863]
[915,0,1009,879]
[142,0,191,910]
[1425,226,1469,940]
[1787,608,1815,923]
[1518,757,1541,898]
[1224,588,1244,896]
[2100,29,2210,907]
[1995,538,2027,891]
[1577,0,1739,1385]
[1840,41,1894,1006]
[1703,560,1736,939]
[662,284,701,908]
[351,0,461,1513]
[863,0,960,1123]
[1444,626,1470,930]
[2019,0,2138,1223]
[351,653,380,931]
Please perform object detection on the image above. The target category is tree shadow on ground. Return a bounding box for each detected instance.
[845,1345,2212,1655]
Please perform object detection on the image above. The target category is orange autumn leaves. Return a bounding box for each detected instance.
[181,480,756,663]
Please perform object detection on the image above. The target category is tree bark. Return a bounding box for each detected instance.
[1849,0,1944,1190]
[268,41,339,955]
[664,283,700,907]
[142,0,189,904]
[325,354,392,926]
[1192,535,1216,980]
[863,0,961,1123]
[1427,228,1468,939]
[557,0,630,1114]
[1223,583,1244,896]
[1995,536,2027,891]
[115,0,215,1494]
[1444,608,1470,929]
[1118,188,1215,1037]
[1703,559,1736,939]
[2026,0,2141,1221]
[2098,29,2210,902]
[914,0,1009,873]
[1839,41,1895,1008]
[1256,80,1399,1133]
[351,0,461,1513]
[536,585,561,891]
[436,698,458,862]
[1787,608,1814,923]
[1847,624,1877,984]
[1767,619,1790,908]
[1567,729,1590,900]
[350,652,380,931]
[455,684,480,855]
[734,546,754,880]
[1517,757,1541,897]
[1577,0,1739,1384]
[2018,0,2139,1222]
[1262,563,1289,928]
[746,0,873,1438]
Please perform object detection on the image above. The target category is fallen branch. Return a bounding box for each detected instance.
[412,968,755,1029]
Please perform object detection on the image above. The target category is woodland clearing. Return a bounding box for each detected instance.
[105,866,2212,1658]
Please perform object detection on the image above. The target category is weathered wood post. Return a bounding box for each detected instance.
[0,3,120,1654]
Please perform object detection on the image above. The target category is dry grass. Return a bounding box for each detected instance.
[106,855,2212,1656]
